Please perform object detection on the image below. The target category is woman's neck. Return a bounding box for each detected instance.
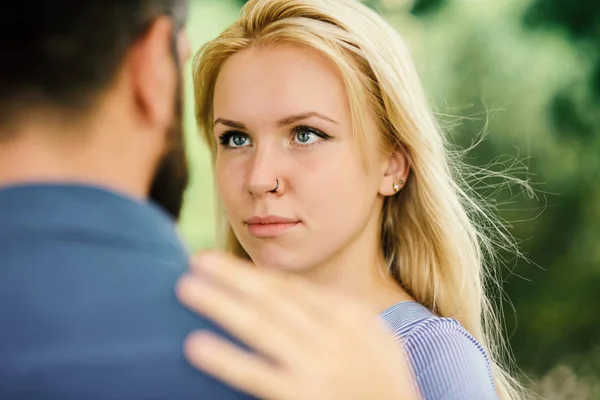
[293,228,414,314]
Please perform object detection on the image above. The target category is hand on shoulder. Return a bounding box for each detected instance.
[176,251,422,400]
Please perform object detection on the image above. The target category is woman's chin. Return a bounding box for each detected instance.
[250,249,310,274]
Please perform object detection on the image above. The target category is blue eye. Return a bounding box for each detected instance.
[292,126,331,145]
[295,130,316,144]
[231,134,248,147]
[219,132,251,148]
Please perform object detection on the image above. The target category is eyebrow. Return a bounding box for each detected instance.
[276,112,337,126]
[213,118,246,129]
[213,112,337,129]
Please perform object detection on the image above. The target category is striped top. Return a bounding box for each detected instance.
[380,301,498,400]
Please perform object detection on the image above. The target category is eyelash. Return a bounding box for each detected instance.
[218,125,332,149]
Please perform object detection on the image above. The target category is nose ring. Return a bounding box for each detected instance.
[270,178,280,193]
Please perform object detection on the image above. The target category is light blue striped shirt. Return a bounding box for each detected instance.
[380,301,498,400]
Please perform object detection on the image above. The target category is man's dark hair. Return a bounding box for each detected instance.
[0,0,188,128]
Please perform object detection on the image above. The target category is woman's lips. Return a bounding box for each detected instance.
[245,215,300,238]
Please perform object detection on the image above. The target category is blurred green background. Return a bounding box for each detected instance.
[177,0,600,397]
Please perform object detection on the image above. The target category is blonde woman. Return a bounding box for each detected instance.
[179,0,527,399]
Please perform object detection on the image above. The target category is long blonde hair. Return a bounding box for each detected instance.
[193,0,527,398]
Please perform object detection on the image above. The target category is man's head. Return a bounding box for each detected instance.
[0,0,190,218]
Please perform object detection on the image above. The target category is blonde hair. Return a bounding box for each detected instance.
[193,0,528,398]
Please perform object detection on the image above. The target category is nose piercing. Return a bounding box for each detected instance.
[270,178,280,193]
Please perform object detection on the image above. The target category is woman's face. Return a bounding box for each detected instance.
[213,43,405,273]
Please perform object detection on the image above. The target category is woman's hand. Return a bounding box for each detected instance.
[176,251,420,400]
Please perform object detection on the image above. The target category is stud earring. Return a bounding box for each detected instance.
[393,179,404,193]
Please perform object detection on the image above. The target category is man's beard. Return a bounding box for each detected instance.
[148,77,189,221]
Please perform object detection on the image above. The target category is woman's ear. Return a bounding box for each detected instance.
[378,148,410,196]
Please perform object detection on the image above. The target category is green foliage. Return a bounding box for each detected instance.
[410,0,446,16]
[525,0,600,101]
[410,0,600,378]
[524,0,600,41]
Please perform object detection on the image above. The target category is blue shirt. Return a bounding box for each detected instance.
[0,184,254,400]
[381,301,499,399]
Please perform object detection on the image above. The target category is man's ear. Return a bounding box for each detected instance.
[378,148,410,196]
[127,16,177,130]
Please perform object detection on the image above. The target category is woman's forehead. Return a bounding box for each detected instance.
[213,44,350,119]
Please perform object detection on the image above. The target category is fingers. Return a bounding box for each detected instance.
[177,252,417,400]
[189,252,292,302]
[177,273,303,362]
[188,251,333,323]
[184,331,288,400]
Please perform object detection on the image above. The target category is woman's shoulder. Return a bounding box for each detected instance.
[380,301,484,348]
[380,300,438,338]
[380,301,498,399]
